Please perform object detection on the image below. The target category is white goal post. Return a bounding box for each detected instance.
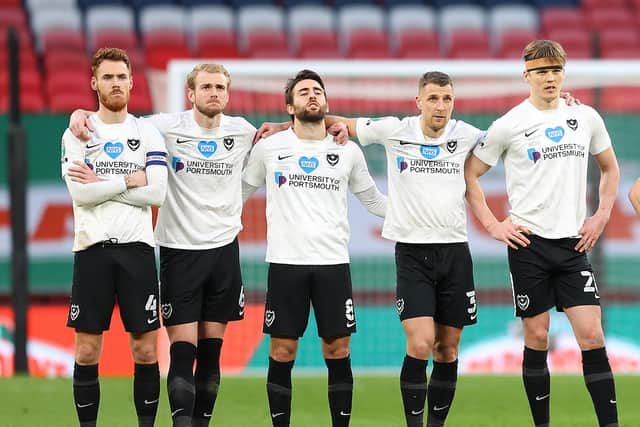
[166,59,640,113]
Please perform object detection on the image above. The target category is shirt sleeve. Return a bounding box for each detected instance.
[355,116,402,146]
[586,106,612,155]
[242,138,267,187]
[141,112,180,135]
[348,143,376,193]
[472,119,508,167]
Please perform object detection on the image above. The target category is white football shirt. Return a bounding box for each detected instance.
[242,128,375,264]
[148,111,256,249]
[473,99,612,238]
[61,114,167,251]
[356,116,484,243]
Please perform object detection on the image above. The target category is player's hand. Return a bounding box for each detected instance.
[575,213,608,253]
[69,110,94,141]
[487,217,531,249]
[67,161,101,183]
[254,122,291,143]
[125,170,147,189]
[328,122,349,145]
[560,91,581,106]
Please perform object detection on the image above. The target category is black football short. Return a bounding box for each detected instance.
[395,242,477,327]
[67,242,160,333]
[159,238,244,326]
[508,235,600,317]
[264,263,355,339]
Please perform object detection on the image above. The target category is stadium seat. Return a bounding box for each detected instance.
[446,29,493,58]
[181,0,226,5]
[599,29,640,58]
[45,74,92,100]
[44,52,90,76]
[48,93,96,113]
[0,46,37,70]
[237,5,285,49]
[439,4,486,52]
[288,5,334,35]
[600,87,640,112]
[530,0,578,7]
[0,68,42,93]
[42,29,85,53]
[143,29,191,69]
[540,7,585,34]
[30,8,82,42]
[25,0,76,13]
[395,30,441,58]
[496,29,537,58]
[294,30,341,58]
[0,0,23,6]
[544,29,593,58]
[0,7,26,28]
[245,30,291,58]
[139,5,186,33]
[0,92,46,113]
[92,29,138,52]
[187,5,235,34]
[585,7,635,34]
[0,26,33,50]
[129,73,152,113]
[85,5,135,36]
[228,0,276,6]
[431,0,482,7]
[129,0,176,10]
[338,5,385,33]
[488,4,538,49]
[194,29,240,58]
[77,0,126,8]
[389,4,437,54]
[346,29,391,59]
[581,0,627,12]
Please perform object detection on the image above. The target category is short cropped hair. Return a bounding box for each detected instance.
[522,40,567,65]
[284,69,326,105]
[186,63,231,90]
[418,71,453,91]
[91,47,131,77]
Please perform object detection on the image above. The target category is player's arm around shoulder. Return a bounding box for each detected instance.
[347,141,387,218]
[351,116,402,146]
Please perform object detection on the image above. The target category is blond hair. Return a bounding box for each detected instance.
[186,64,231,90]
[522,40,567,65]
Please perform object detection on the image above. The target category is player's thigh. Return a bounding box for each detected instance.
[115,243,160,333]
[68,246,116,332]
[435,243,477,327]
[395,242,437,321]
[264,263,312,338]
[564,305,604,350]
[402,316,436,348]
[204,238,245,323]
[311,264,355,338]
[508,241,554,318]
[553,264,601,312]
[159,246,205,326]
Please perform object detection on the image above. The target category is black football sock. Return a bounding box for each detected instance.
[168,342,196,427]
[427,360,458,427]
[73,363,100,427]
[400,355,428,427]
[583,347,618,427]
[325,357,353,427]
[192,338,223,427]
[133,362,160,427]
[267,357,294,426]
[522,347,550,427]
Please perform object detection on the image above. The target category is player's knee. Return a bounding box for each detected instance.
[75,345,100,365]
[407,339,433,359]
[131,341,158,364]
[270,344,297,362]
[432,342,458,362]
[322,345,349,359]
[576,327,605,350]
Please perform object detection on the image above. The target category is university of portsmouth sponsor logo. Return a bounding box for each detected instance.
[396,156,408,173]
[420,145,439,159]
[103,141,123,159]
[198,140,218,158]
[298,156,319,174]
[172,156,185,172]
[274,171,287,187]
[527,148,542,163]
[545,127,564,143]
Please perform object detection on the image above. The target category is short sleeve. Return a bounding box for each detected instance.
[142,112,180,135]
[242,139,267,187]
[472,120,508,167]
[348,143,375,193]
[355,116,402,146]
[586,107,612,155]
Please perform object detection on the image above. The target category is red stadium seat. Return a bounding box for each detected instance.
[585,7,635,33]
[497,29,538,58]
[44,52,90,76]
[143,30,191,69]
[540,7,585,34]
[0,46,37,69]
[544,29,593,58]
[599,29,640,58]
[0,92,46,113]
[581,0,627,13]
[295,30,341,58]
[42,29,86,53]
[600,87,640,112]
[48,93,96,113]
[245,30,291,58]
[0,7,25,27]
[347,29,391,59]
[194,29,240,58]
[395,30,440,59]
[0,0,22,6]
[447,30,493,58]
[0,26,33,49]
[93,29,138,52]
[0,68,41,93]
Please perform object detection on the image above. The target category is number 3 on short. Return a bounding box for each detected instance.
[581,271,600,299]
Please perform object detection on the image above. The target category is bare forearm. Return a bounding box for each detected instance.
[596,166,619,220]
[465,178,499,231]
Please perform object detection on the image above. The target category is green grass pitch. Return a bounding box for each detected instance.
[0,375,638,426]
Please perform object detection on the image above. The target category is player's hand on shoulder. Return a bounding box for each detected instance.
[328,122,349,146]
[487,217,531,249]
[560,91,581,106]
[69,109,95,142]
[575,213,608,253]
[254,122,291,143]
[67,160,101,184]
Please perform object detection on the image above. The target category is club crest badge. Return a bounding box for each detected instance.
[396,298,405,314]
[69,304,80,321]
[327,153,339,166]
[223,137,234,150]
[566,119,578,131]
[127,138,141,151]
[265,310,275,327]
[446,139,457,153]
[516,294,530,311]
